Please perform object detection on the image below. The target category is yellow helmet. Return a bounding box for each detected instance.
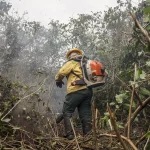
[66,48,82,58]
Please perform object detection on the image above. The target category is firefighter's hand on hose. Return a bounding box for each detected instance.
[56,80,64,88]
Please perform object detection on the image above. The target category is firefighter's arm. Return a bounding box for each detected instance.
[55,61,73,81]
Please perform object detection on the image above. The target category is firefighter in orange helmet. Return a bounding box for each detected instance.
[55,48,93,140]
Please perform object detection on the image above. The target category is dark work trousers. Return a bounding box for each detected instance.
[62,88,93,126]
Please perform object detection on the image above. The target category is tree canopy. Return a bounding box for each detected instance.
[0,0,150,149]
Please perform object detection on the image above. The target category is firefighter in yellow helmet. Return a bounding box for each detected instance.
[55,48,93,140]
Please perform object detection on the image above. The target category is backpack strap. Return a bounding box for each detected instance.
[66,70,83,80]
[72,70,84,79]
[66,58,82,80]
[66,55,87,80]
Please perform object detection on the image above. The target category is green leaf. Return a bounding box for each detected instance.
[116,96,123,103]
[146,61,150,67]
[116,122,124,129]
[12,126,21,130]
[116,105,119,109]
[143,7,150,15]
[12,96,17,101]
[124,103,130,108]
[2,118,11,123]
[129,81,138,87]
[148,79,150,85]
[140,71,146,79]
[146,25,150,31]
[23,85,29,89]
[138,51,143,56]
[132,101,136,108]
[110,102,115,106]
[26,116,31,120]
[117,124,124,129]
[135,69,142,80]
[140,87,150,96]
[145,131,150,138]
[104,112,109,116]
[115,93,128,104]
[124,103,136,109]
[134,117,139,122]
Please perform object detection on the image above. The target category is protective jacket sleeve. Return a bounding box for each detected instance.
[55,61,73,81]
[55,60,87,94]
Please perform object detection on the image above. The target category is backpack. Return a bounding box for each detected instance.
[71,55,105,88]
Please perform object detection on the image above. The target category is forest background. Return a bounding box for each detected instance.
[0,0,150,149]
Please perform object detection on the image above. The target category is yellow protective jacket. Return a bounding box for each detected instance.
[55,60,87,94]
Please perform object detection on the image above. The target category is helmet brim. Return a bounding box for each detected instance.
[66,49,82,58]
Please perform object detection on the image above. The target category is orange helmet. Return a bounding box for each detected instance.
[66,48,82,58]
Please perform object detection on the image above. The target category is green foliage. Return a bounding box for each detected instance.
[143,7,150,14]
[99,115,109,129]
[2,118,11,123]
[145,131,150,138]
[0,1,150,149]
[146,61,150,66]
[140,87,150,96]
[0,120,13,136]
[115,93,128,104]
[116,122,124,129]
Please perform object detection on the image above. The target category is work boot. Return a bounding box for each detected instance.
[63,116,74,140]
[56,114,64,124]
[82,120,92,136]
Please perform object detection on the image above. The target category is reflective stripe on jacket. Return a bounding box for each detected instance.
[55,60,87,94]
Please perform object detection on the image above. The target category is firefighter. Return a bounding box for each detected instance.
[55,48,93,140]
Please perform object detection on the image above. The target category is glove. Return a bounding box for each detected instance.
[56,81,64,88]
